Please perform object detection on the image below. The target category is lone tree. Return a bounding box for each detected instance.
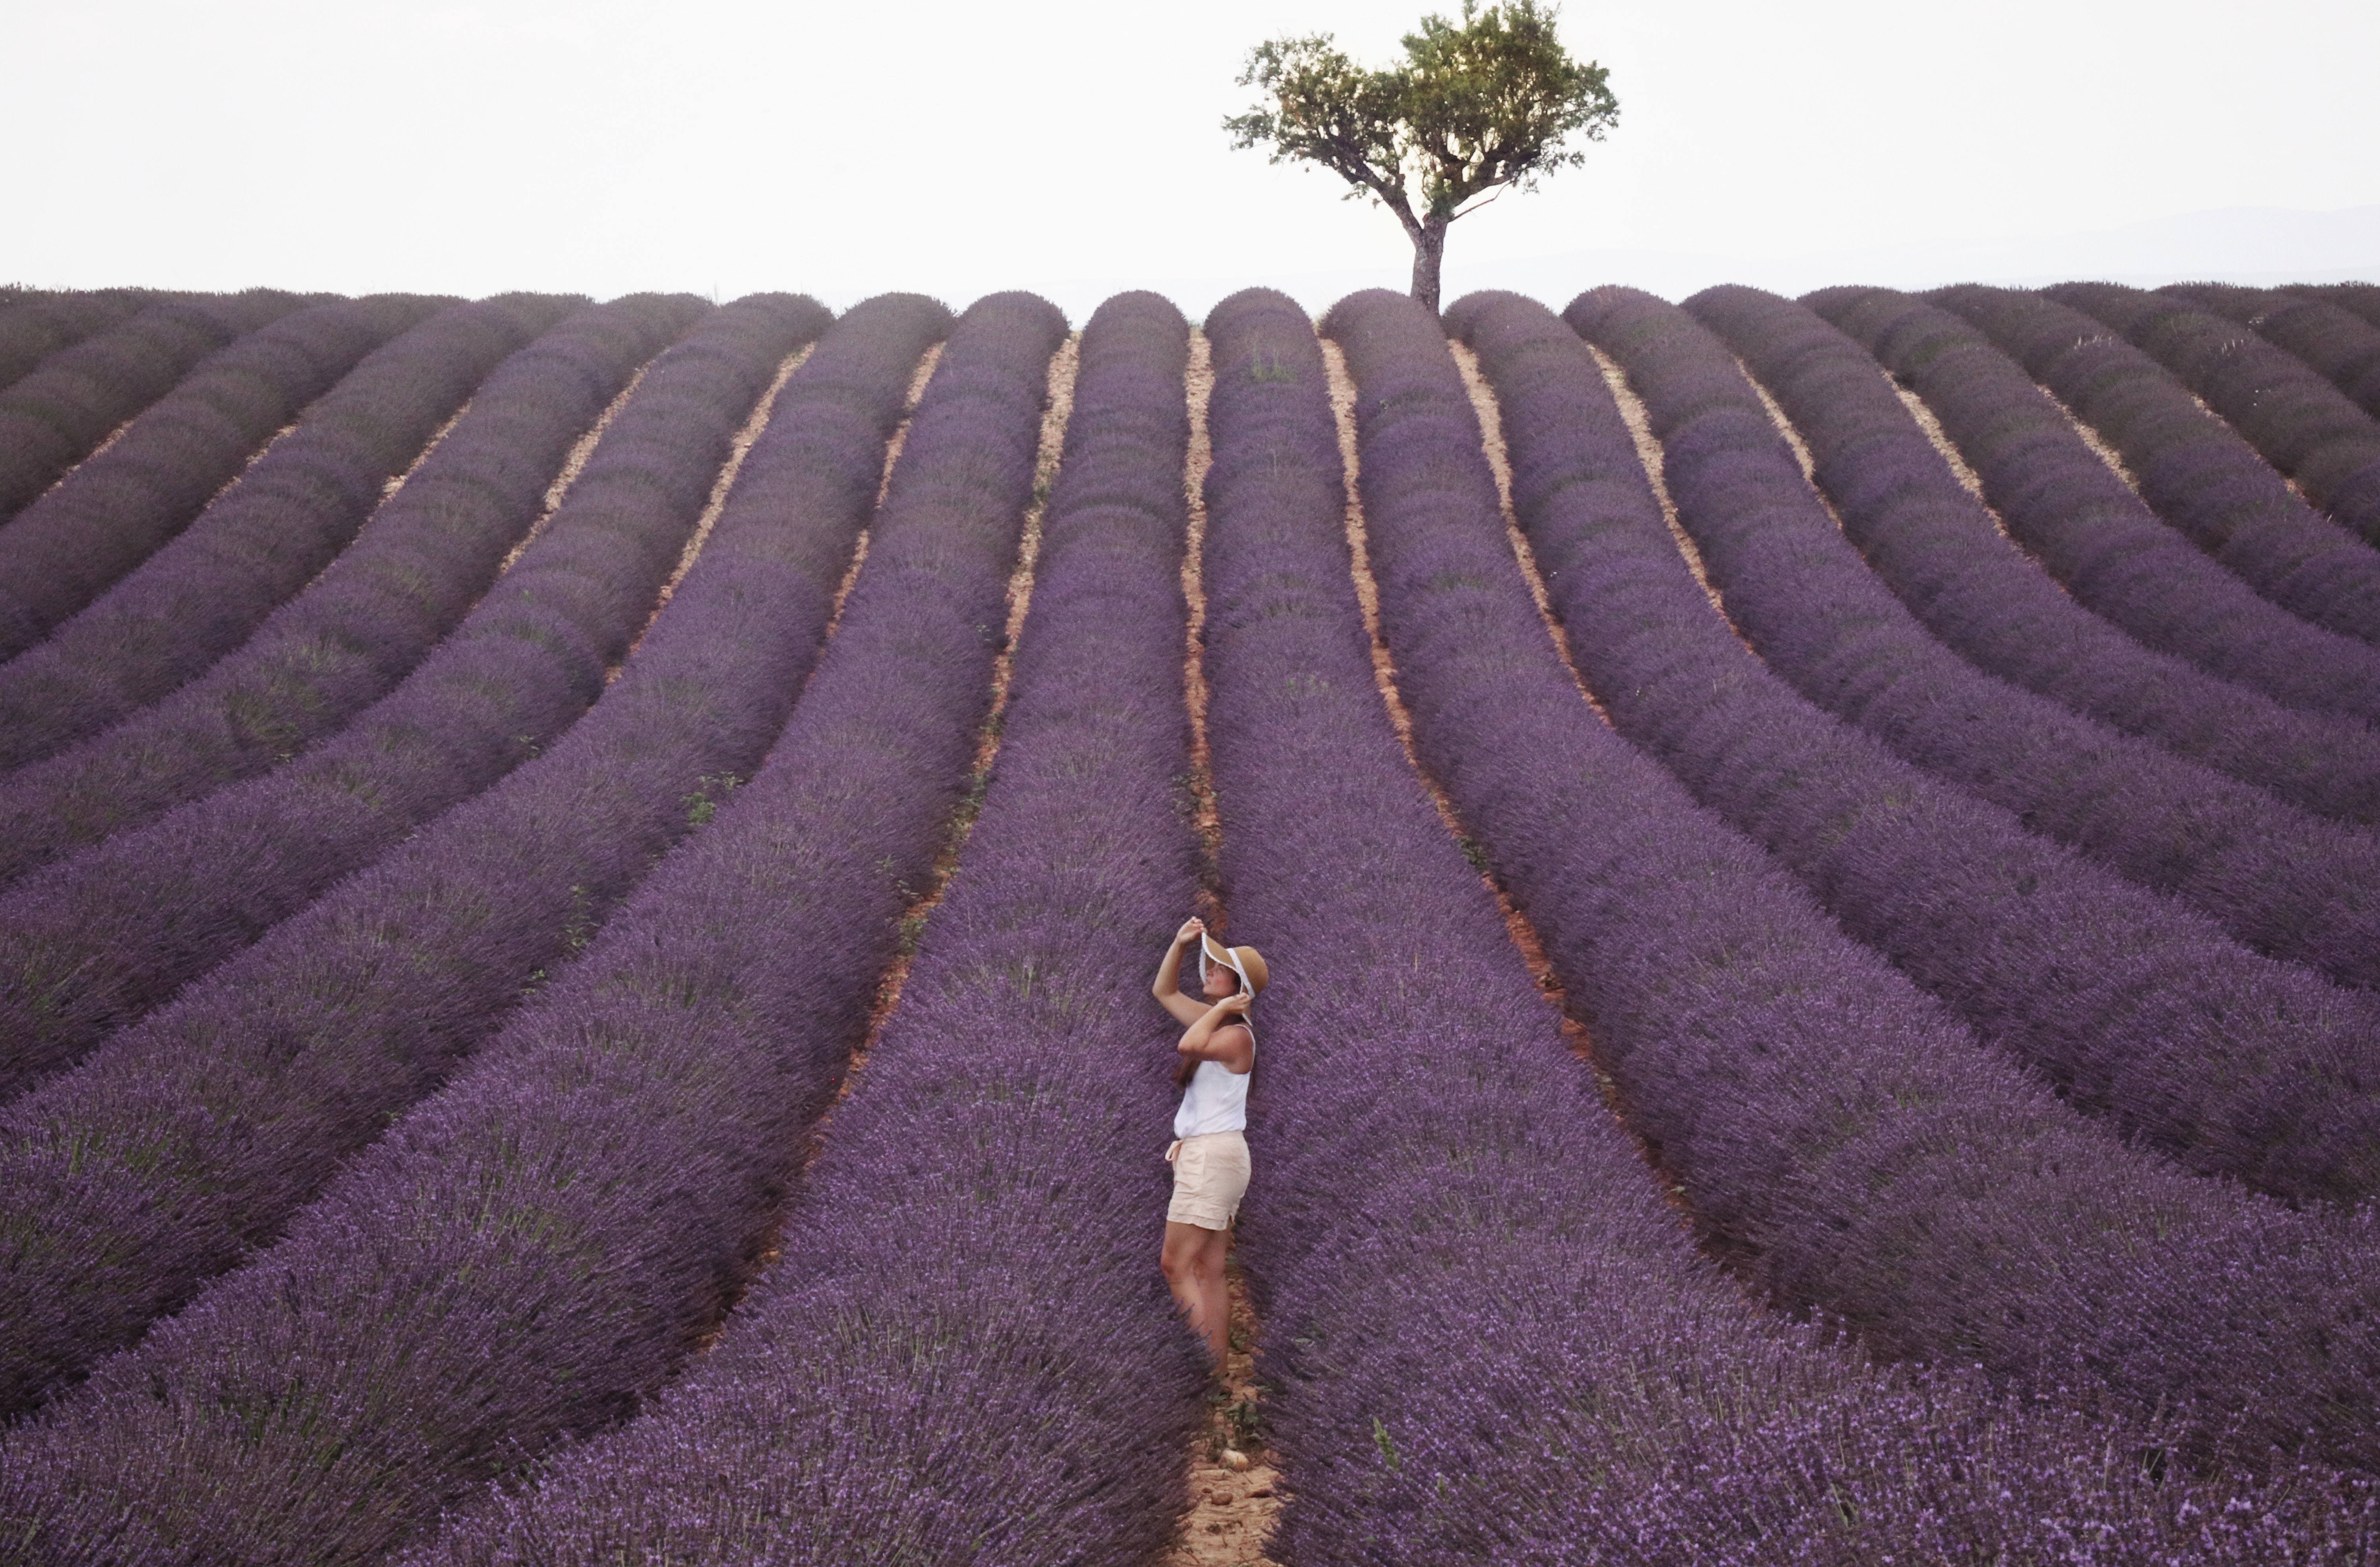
[1225,1,1617,313]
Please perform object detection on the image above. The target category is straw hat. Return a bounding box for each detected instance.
[1200,932,1269,995]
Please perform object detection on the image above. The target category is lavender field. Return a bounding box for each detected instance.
[2,278,2378,1565]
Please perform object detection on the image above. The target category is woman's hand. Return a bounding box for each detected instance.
[1154,917,1209,1025]
[1208,992,1252,1017]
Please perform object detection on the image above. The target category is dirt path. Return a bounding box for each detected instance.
[618,343,817,671]
[702,333,1074,1338]
[382,399,472,502]
[1326,332,1741,1206]
[1157,1256,1282,1567]
[1160,328,1285,1567]
[496,363,652,576]
[1584,343,1740,638]
[1180,330,1225,880]
[840,332,1075,1095]
[1449,340,1613,727]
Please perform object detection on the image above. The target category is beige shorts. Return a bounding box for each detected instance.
[1165,1131,1250,1231]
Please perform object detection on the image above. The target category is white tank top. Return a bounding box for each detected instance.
[1173,1029,1253,1138]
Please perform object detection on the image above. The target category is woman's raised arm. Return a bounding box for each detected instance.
[1152,915,1207,1026]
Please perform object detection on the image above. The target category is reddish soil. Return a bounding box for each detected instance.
[845,334,1075,1052]
[1584,343,1741,639]
[1180,329,1225,883]
[386,400,471,500]
[618,343,816,671]
[697,334,1076,1346]
[497,363,651,576]
[1161,328,1283,1567]
[1158,1254,1283,1567]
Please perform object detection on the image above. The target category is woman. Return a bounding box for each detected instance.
[1151,914,1267,1364]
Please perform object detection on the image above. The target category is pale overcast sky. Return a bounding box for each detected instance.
[3,0,2375,318]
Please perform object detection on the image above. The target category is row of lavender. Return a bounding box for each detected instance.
[0,293,440,660]
[0,294,822,1100]
[1282,286,2380,1489]
[1202,288,2365,1562]
[0,292,854,1415]
[0,292,704,887]
[0,288,163,391]
[0,293,579,768]
[412,290,1199,1565]
[0,291,317,521]
[1549,286,2380,1205]
[1,292,1063,1563]
[2059,282,2380,550]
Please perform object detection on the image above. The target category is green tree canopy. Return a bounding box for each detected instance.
[1226,1,1617,311]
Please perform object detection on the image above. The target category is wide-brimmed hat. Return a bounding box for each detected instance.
[1200,932,1269,995]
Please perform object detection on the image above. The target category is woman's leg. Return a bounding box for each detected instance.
[1161,1221,1232,1362]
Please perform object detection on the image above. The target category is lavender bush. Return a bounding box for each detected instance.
[1812,286,2380,719]
[0,295,443,661]
[398,293,1217,1567]
[1330,284,2380,1475]
[0,291,307,520]
[0,293,575,767]
[1196,284,2370,1563]
[2302,283,2380,332]
[0,290,150,391]
[1685,285,2380,824]
[1911,284,2380,649]
[1466,286,2380,1203]
[0,293,704,888]
[0,292,1065,1565]
[1569,286,2380,998]
[2050,281,2380,547]
[0,293,929,1418]
[0,293,825,1101]
[2171,283,2380,425]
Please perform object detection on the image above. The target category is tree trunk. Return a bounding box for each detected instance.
[1409,216,1449,314]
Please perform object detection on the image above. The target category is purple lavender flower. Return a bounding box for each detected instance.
[0,293,704,888]
[2051,281,2380,549]
[0,294,825,1098]
[0,294,443,660]
[0,293,576,767]
[1572,286,2380,998]
[1903,283,2380,649]
[0,291,311,521]
[1686,284,2380,827]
